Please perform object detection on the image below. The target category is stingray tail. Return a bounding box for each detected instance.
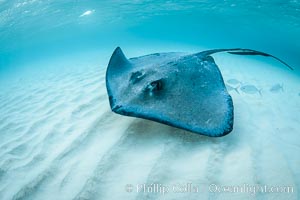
[201,48,293,70]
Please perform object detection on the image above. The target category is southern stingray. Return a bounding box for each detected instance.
[105,47,292,137]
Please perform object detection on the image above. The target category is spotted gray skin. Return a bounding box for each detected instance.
[106,47,292,137]
[106,47,233,137]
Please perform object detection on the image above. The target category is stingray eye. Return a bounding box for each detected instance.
[150,80,163,91]
[145,79,163,96]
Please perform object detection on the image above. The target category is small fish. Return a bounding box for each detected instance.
[227,78,240,85]
[240,84,262,96]
[270,84,283,93]
[226,84,239,94]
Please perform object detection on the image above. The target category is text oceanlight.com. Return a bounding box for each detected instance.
[209,183,294,195]
[125,183,294,195]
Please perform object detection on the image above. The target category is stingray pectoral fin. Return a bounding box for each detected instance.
[201,48,294,70]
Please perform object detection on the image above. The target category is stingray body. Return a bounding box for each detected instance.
[106,47,292,137]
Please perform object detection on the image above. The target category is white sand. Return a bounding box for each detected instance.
[0,51,299,200]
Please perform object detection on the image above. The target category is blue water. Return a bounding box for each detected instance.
[1,1,300,70]
[0,1,300,200]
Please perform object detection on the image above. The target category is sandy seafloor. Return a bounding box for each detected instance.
[0,49,299,200]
